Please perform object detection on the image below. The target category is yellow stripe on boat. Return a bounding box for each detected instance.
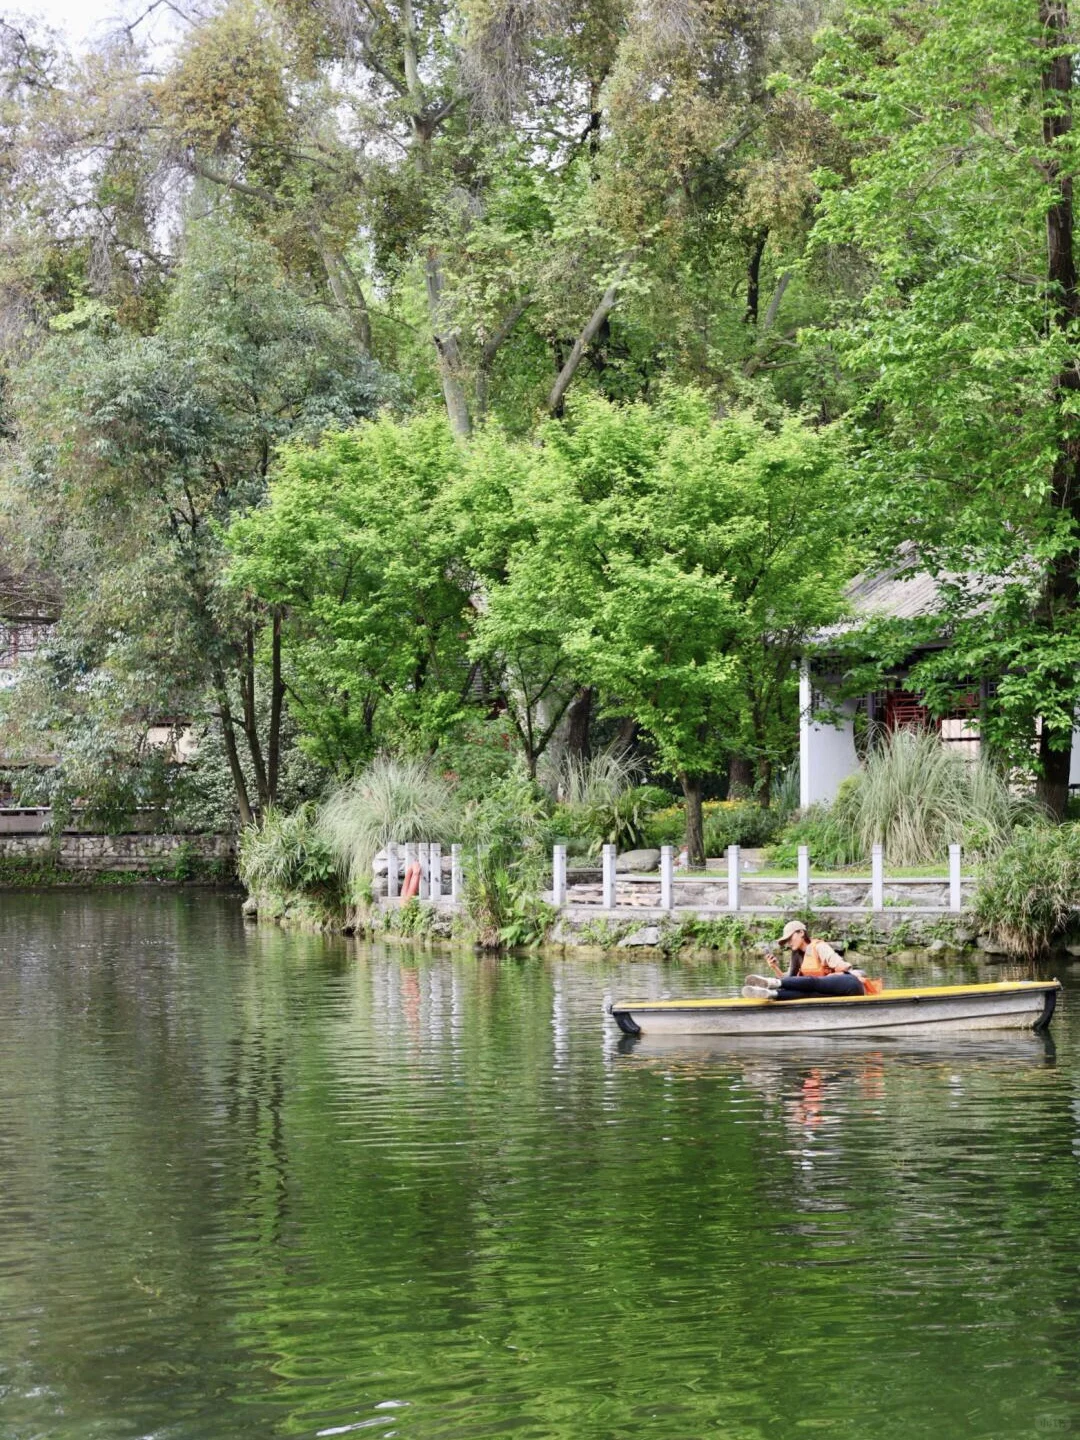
[616,981,1054,1009]
[609,980,1062,1036]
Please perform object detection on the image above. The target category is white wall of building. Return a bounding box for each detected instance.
[1069,726,1080,787]
[799,662,860,809]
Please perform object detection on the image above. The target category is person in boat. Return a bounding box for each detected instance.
[742,920,866,1000]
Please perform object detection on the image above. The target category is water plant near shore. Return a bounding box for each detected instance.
[974,824,1080,957]
[319,756,457,898]
[237,805,338,901]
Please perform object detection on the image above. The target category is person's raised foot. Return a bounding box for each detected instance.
[741,984,775,999]
[744,973,778,989]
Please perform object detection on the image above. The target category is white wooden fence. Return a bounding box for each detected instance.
[383,840,971,916]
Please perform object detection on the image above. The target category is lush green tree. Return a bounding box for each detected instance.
[807,0,1080,815]
[226,414,475,771]
[0,2,842,438]
[460,390,853,862]
[0,216,386,824]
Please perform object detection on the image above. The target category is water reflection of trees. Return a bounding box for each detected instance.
[4,904,1080,1439]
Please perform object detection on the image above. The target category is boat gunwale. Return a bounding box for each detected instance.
[610,980,1061,1015]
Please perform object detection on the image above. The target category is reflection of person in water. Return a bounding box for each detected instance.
[743,920,866,1000]
[786,1055,886,1137]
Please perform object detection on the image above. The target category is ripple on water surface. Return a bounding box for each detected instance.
[1,891,1080,1440]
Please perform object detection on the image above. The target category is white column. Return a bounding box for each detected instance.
[660,845,674,910]
[386,842,399,899]
[428,842,441,899]
[403,842,416,888]
[552,844,567,906]
[800,659,861,809]
[451,844,463,901]
[797,844,810,903]
[727,844,740,911]
[949,843,962,913]
[418,842,430,900]
[871,843,884,913]
[602,844,616,910]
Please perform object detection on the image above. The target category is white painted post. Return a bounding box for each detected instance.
[387,842,399,899]
[602,844,617,910]
[949,843,962,913]
[727,844,740,912]
[797,844,810,903]
[429,842,442,899]
[660,845,674,910]
[871,843,884,913]
[451,844,463,902]
[418,842,430,900]
[403,842,416,889]
[552,844,567,906]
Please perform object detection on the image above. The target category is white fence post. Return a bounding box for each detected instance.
[451,844,463,902]
[429,842,441,899]
[871,843,884,913]
[797,844,810,903]
[418,842,430,900]
[552,844,567,906]
[386,842,399,900]
[727,844,740,912]
[660,845,674,911]
[602,844,617,910]
[949,843,962,913]
[403,842,416,891]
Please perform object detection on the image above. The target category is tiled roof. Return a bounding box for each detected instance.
[843,564,946,623]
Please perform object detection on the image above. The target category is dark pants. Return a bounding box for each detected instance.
[776,973,865,1001]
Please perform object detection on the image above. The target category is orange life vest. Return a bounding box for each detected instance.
[798,941,883,995]
[797,940,844,977]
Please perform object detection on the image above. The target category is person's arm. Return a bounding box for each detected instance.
[816,939,850,972]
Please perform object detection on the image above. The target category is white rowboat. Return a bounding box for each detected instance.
[609,980,1060,1038]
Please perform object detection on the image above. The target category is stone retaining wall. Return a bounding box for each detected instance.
[0,832,235,873]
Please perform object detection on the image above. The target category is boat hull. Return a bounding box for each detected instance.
[610,981,1060,1037]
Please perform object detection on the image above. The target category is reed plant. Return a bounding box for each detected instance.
[318,755,458,897]
[460,766,554,948]
[974,824,1080,956]
[237,804,338,899]
[547,746,667,855]
[826,729,1033,867]
[551,746,643,808]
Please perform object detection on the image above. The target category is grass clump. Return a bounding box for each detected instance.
[771,730,1036,868]
[318,755,457,897]
[973,823,1080,956]
[548,747,669,855]
[237,804,338,900]
[461,766,554,949]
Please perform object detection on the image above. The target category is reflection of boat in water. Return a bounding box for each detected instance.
[615,1028,1057,1067]
[609,980,1060,1037]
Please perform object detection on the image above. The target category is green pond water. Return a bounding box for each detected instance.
[1,892,1079,1440]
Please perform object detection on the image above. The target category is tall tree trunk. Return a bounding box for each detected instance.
[755,756,773,808]
[425,248,472,437]
[318,245,373,355]
[565,686,593,763]
[616,716,639,750]
[1037,0,1080,819]
[267,607,284,806]
[744,229,768,325]
[241,623,270,807]
[213,668,253,828]
[680,772,705,868]
[547,253,636,416]
[727,755,753,799]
